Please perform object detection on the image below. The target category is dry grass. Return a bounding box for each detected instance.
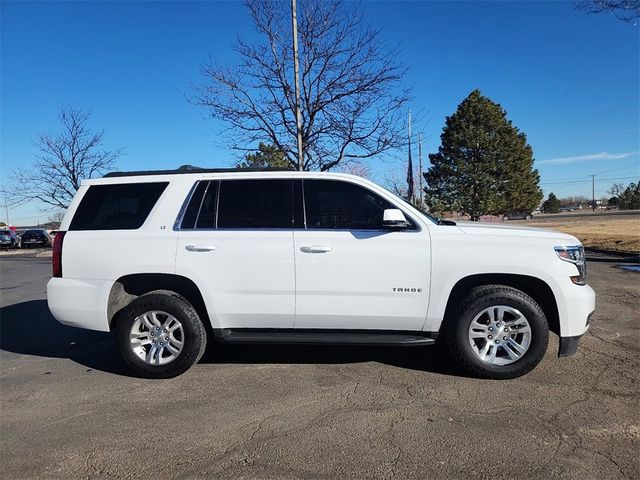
[517,216,640,253]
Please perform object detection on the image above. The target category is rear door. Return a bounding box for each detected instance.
[176,178,296,329]
[293,179,430,331]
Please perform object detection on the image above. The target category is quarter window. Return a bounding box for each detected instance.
[70,182,168,230]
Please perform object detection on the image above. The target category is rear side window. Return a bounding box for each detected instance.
[218,180,292,228]
[180,181,210,229]
[196,181,219,229]
[69,182,168,230]
[304,179,396,230]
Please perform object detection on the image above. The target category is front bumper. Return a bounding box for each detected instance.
[549,277,595,337]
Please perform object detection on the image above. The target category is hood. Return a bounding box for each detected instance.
[455,221,580,244]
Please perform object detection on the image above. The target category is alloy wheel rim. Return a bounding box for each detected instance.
[129,311,184,366]
[467,305,532,366]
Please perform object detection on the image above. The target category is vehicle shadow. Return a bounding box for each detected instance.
[0,299,129,376]
[0,299,468,378]
[200,341,468,377]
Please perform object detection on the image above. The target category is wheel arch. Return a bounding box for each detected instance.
[108,273,210,331]
[442,273,560,337]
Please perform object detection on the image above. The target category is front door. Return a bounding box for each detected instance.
[176,178,295,329]
[293,179,430,331]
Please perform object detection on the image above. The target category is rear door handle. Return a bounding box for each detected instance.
[300,245,332,253]
[185,244,217,252]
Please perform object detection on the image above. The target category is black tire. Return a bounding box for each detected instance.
[116,293,207,379]
[443,285,549,379]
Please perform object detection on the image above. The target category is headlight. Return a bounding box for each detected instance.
[554,245,587,285]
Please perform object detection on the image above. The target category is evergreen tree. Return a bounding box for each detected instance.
[542,193,561,213]
[424,90,542,220]
[236,143,292,169]
[618,181,640,210]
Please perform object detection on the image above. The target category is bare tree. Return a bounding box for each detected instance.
[607,182,624,197]
[383,163,422,204]
[0,186,29,225]
[47,210,66,225]
[575,0,640,22]
[338,160,372,179]
[192,0,411,171]
[12,106,123,210]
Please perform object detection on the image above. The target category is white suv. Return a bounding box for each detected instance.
[47,167,595,379]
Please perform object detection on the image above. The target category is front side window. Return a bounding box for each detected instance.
[70,182,168,230]
[217,179,293,229]
[304,179,409,230]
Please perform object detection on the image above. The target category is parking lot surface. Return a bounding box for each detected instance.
[1,252,638,479]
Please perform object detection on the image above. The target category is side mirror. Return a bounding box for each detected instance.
[383,209,410,229]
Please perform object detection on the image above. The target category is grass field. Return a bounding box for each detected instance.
[516,215,640,254]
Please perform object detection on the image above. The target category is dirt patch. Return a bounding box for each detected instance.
[516,216,640,253]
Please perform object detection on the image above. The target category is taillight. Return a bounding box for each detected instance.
[52,231,66,278]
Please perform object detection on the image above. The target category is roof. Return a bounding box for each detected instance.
[103,165,294,178]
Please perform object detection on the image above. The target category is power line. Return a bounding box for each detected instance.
[538,165,639,184]
[541,175,637,186]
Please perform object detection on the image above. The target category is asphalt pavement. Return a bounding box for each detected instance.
[0,252,638,479]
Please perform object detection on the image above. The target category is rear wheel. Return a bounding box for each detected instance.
[116,293,207,378]
[444,285,549,379]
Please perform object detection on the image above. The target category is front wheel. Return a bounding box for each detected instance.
[116,293,207,378]
[444,285,549,379]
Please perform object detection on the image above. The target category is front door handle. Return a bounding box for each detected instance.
[185,244,217,252]
[300,245,332,253]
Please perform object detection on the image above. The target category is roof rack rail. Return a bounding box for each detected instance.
[103,165,294,178]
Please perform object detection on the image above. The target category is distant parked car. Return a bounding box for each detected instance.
[20,229,51,248]
[502,212,533,221]
[559,207,575,212]
[0,229,20,248]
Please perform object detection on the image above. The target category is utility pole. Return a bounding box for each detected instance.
[2,188,9,225]
[591,174,596,212]
[418,132,423,209]
[291,0,304,171]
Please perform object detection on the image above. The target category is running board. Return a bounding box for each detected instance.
[216,329,436,346]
